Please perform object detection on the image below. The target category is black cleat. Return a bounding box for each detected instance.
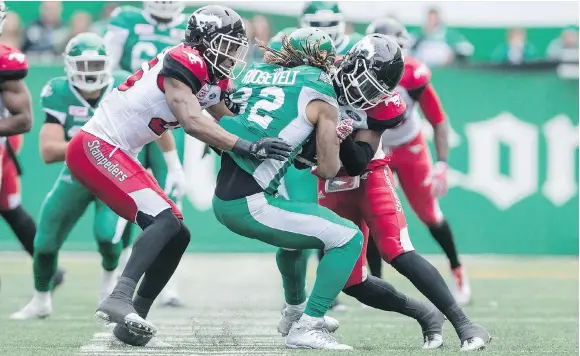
[113,323,153,346]
[96,296,158,337]
[458,323,491,351]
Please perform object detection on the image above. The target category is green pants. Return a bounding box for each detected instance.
[213,191,363,317]
[33,166,125,292]
[279,167,318,203]
[121,130,186,247]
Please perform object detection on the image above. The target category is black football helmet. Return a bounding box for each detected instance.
[184,5,249,80]
[335,34,404,110]
[366,17,412,50]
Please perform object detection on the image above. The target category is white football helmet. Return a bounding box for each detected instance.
[143,1,185,20]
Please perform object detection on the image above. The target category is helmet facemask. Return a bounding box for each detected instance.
[65,54,111,92]
[336,58,391,110]
[301,12,345,44]
[144,1,184,20]
[203,33,249,80]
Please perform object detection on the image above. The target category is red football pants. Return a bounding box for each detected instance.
[0,135,23,211]
[66,130,182,223]
[318,164,414,288]
[386,132,444,226]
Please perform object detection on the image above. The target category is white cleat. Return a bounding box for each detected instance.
[459,324,491,351]
[277,303,339,337]
[452,266,472,306]
[460,336,489,351]
[285,315,352,350]
[10,292,52,320]
[158,277,183,307]
[423,334,444,349]
[98,269,117,306]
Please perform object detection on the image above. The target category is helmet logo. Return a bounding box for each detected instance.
[384,93,401,107]
[183,50,203,65]
[8,52,25,63]
[195,13,223,31]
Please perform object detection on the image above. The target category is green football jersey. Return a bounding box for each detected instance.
[40,71,130,141]
[335,32,364,55]
[220,62,338,194]
[108,5,187,72]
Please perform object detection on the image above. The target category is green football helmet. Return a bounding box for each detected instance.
[63,32,111,92]
[286,27,336,69]
[300,1,345,44]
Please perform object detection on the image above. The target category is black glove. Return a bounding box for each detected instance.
[221,88,241,115]
[294,132,317,169]
[232,137,292,161]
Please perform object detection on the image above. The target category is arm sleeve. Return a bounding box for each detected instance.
[160,53,203,94]
[339,136,375,176]
[418,83,445,126]
[104,25,130,70]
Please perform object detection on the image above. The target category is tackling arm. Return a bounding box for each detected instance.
[340,129,381,176]
[0,79,32,136]
[307,100,340,179]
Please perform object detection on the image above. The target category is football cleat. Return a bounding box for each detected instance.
[452,266,472,306]
[285,317,352,350]
[10,292,52,320]
[458,324,491,351]
[277,304,339,337]
[96,296,157,337]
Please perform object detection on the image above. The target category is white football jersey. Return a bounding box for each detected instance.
[83,43,228,157]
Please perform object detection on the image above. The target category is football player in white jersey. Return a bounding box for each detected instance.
[65,5,292,344]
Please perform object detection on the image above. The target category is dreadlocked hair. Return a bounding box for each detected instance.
[258,34,334,73]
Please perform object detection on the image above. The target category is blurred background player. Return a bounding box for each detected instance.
[0,0,65,292]
[10,33,131,320]
[365,17,471,305]
[103,0,187,307]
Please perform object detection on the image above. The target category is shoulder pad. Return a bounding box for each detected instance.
[0,45,28,80]
[366,91,406,121]
[166,45,209,83]
[109,6,142,28]
[399,56,431,91]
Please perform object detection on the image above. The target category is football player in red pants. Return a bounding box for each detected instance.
[0,2,65,289]
[364,17,471,306]
[295,35,490,351]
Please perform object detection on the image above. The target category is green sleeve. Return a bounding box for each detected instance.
[108,6,139,29]
[40,78,68,125]
[298,66,338,108]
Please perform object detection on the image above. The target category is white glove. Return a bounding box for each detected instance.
[336,118,355,143]
[430,161,448,198]
[163,150,186,199]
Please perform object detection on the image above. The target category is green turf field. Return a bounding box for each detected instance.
[0,252,577,356]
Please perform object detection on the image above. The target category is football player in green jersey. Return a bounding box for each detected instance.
[300,1,364,56]
[10,33,133,320]
[214,28,362,350]
[104,1,187,306]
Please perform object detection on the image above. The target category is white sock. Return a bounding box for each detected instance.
[299,313,323,325]
[100,269,116,292]
[159,275,179,302]
[32,291,51,306]
[286,300,307,312]
[117,248,131,275]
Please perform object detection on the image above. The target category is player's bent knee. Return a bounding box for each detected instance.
[136,208,181,236]
[174,221,191,247]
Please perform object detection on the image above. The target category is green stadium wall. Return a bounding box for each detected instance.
[0,65,576,255]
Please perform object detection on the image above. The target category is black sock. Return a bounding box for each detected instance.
[391,251,470,329]
[111,276,137,301]
[343,276,429,321]
[121,209,181,283]
[1,206,36,256]
[136,221,190,300]
[366,236,383,278]
[133,295,155,318]
[428,220,461,269]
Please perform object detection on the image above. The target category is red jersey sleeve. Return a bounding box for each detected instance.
[160,44,209,94]
[0,45,28,82]
[365,91,407,132]
[399,56,431,91]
